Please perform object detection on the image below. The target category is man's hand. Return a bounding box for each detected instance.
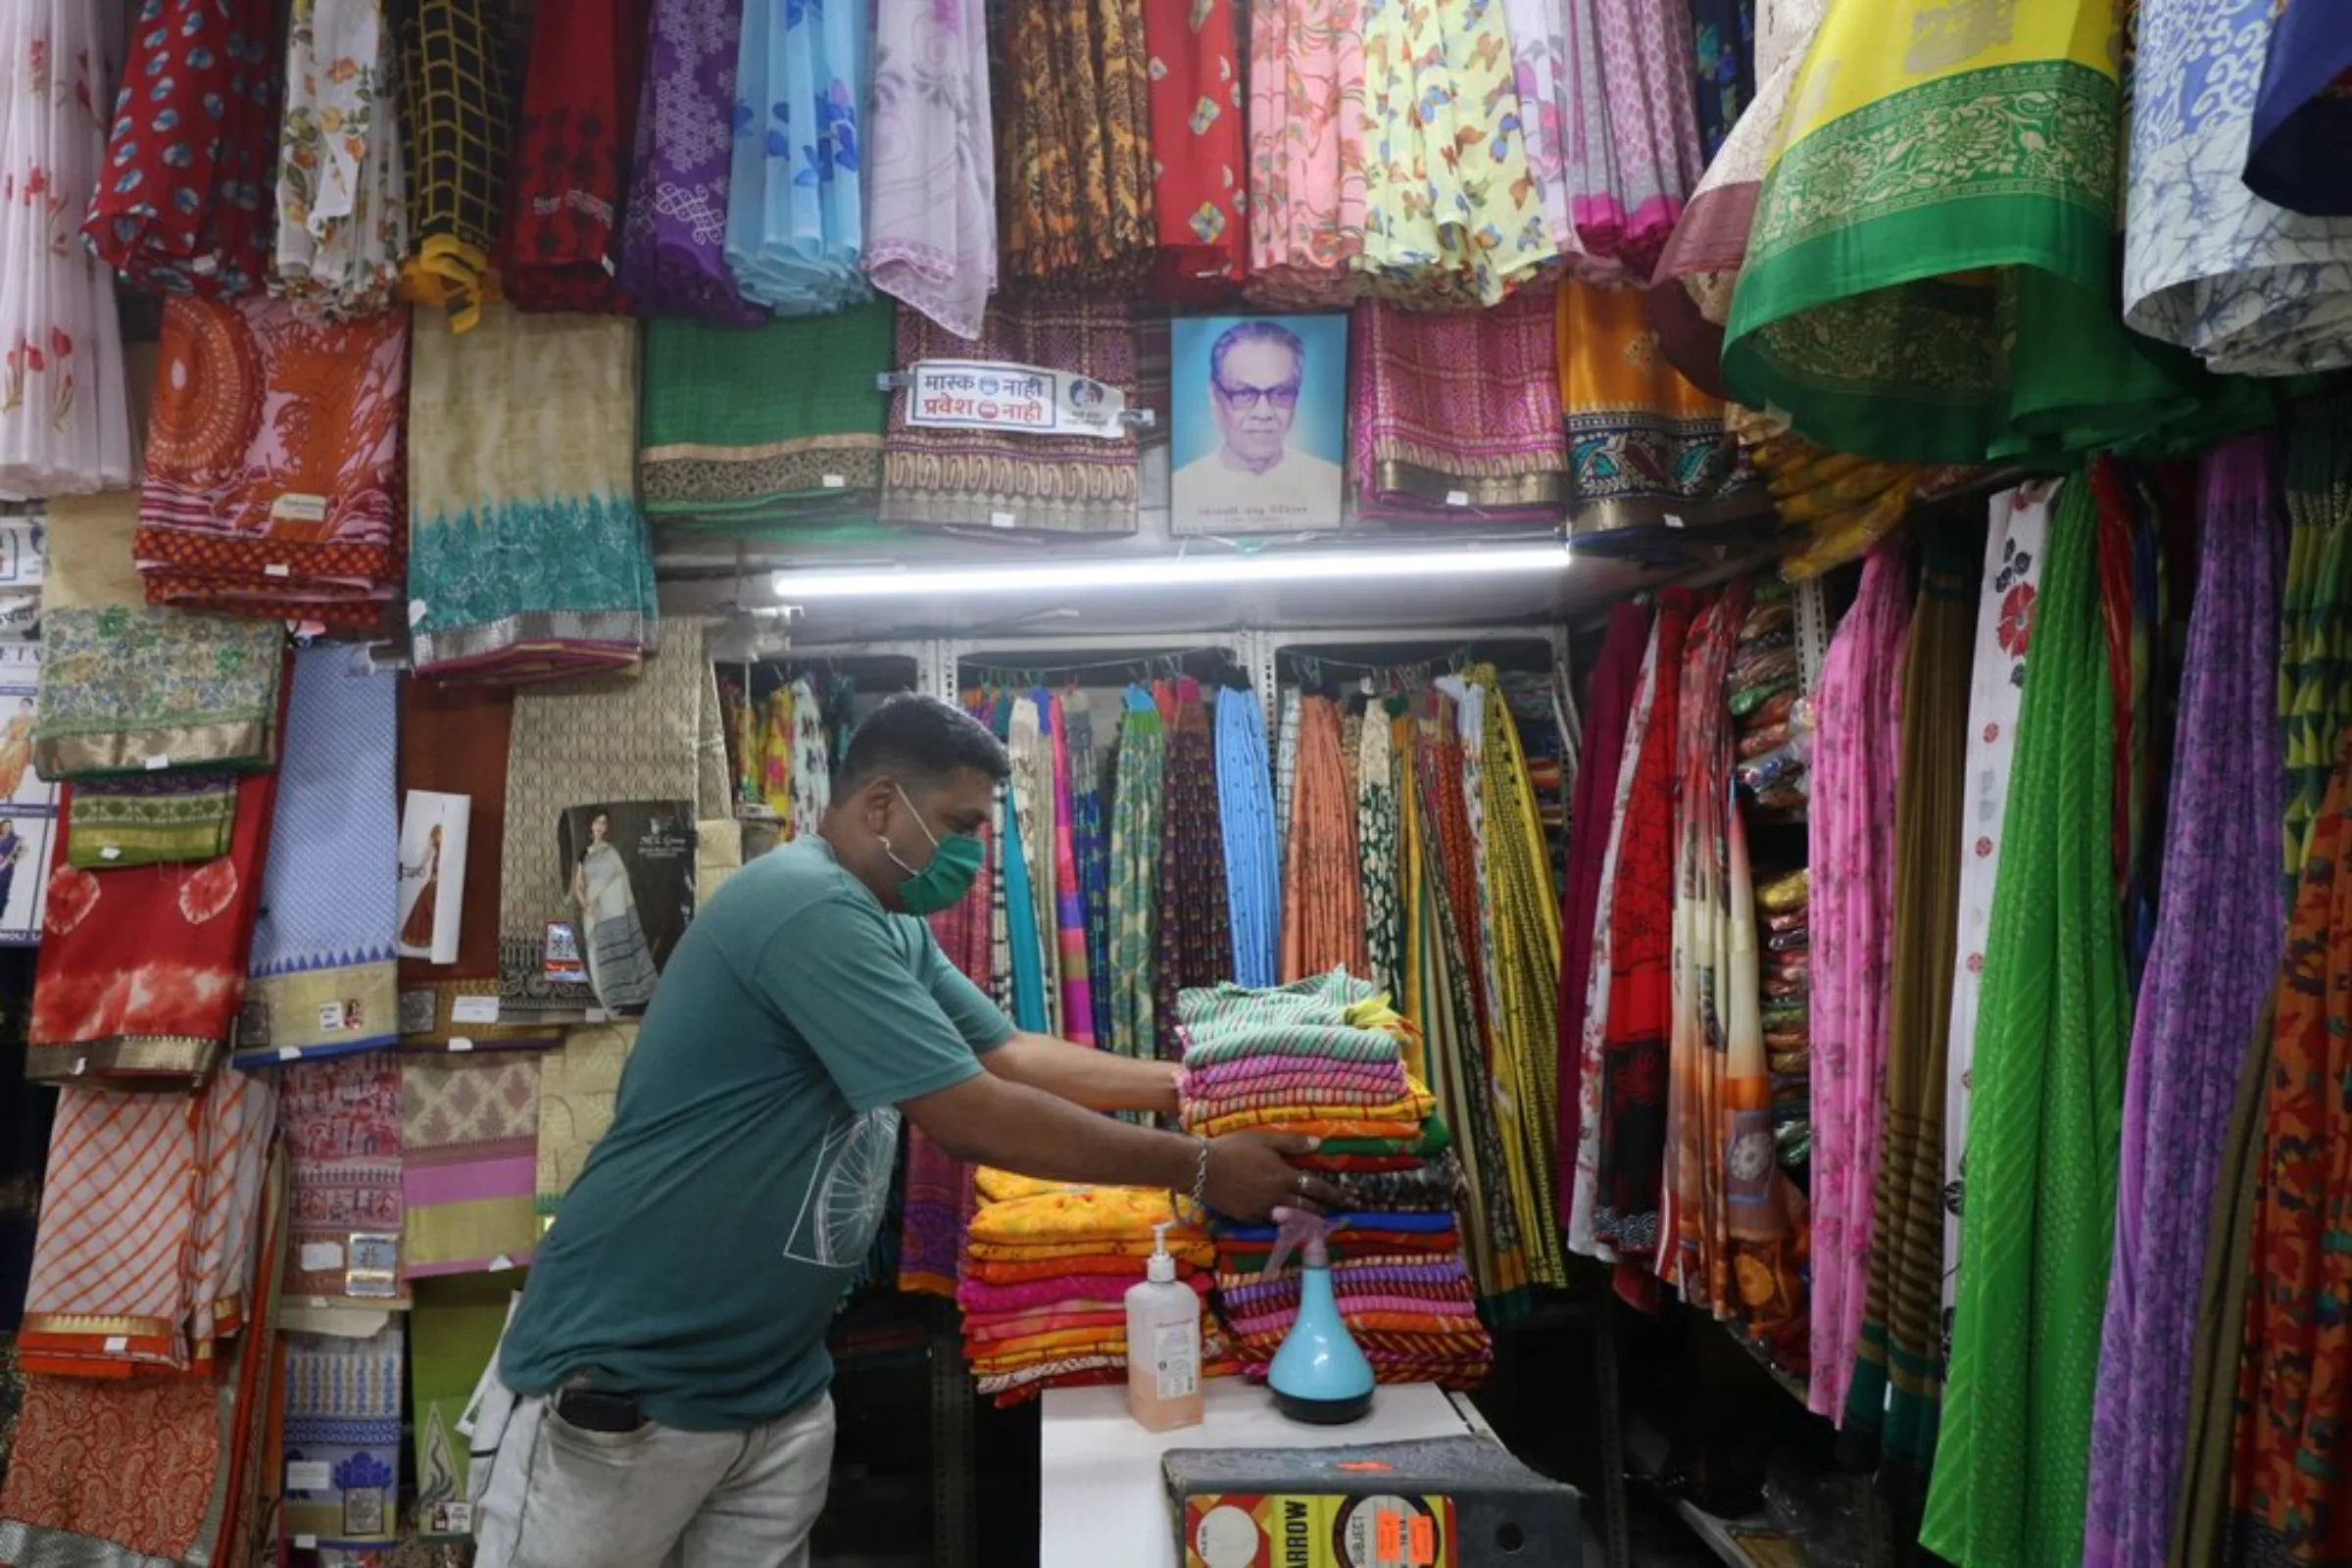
[1202,1132,1347,1223]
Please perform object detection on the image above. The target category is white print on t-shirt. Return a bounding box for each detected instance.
[782,1106,901,1269]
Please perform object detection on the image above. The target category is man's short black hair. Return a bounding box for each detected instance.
[839,694,1010,790]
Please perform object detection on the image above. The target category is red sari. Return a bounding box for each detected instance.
[1142,0,1248,298]
[502,0,653,313]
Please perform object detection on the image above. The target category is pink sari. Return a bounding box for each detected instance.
[1245,0,1366,306]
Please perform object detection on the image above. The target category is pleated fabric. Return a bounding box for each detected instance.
[1921,477,2129,1568]
[2082,437,2286,1568]
[1220,687,1282,989]
[1838,532,1977,1526]
[1106,694,1164,1060]
[2278,393,2352,898]
[1281,695,1367,985]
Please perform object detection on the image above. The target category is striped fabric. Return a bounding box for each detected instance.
[20,1068,275,1375]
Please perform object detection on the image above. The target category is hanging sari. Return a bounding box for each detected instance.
[994,0,1153,291]
[1049,697,1095,1045]
[34,494,285,781]
[2277,394,2352,895]
[1646,0,1831,398]
[1579,0,1704,278]
[1557,278,1753,535]
[1070,709,1114,1049]
[1500,0,1590,274]
[401,1054,539,1278]
[503,0,648,314]
[2082,435,2285,1568]
[276,1052,405,1299]
[1358,702,1406,1004]
[1940,481,2053,1337]
[2243,1,2352,219]
[28,760,281,1087]
[1009,698,1061,1035]
[881,300,1142,535]
[1807,539,1911,1421]
[282,1323,403,1549]
[1921,478,2128,1568]
[2226,729,2352,1566]
[0,0,135,498]
[270,0,408,320]
[83,0,277,299]
[1353,0,1553,307]
[1107,692,1164,1060]
[1724,0,2200,462]
[638,302,893,527]
[723,0,868,314]
[136,296,410,627]
[1142,0,1246,298]
[1555,603,1648,1227]
[863,0,994,338]
[1839,533,1977,1526]
[2126,0,2352,376]
[1155,681,1231,1055]
[408,307,658,682]
[1690,0,1757,161]
[1220,688,1282,990]
[1244,0,1365,308]
[615,0,759,324]
[1280,695,1365,986]
[235,646,400,1067]
[1348,292,1566,525]
[396,0,512,331]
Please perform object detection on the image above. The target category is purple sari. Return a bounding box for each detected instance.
[617,0,760,322]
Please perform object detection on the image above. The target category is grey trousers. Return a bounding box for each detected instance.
[471,1387,836,1568]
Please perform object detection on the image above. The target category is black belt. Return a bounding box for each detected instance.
[554,1387,646,1434]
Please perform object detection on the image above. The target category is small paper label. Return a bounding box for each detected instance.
[98,846,120,860]
[317,1002,346,1032]
[298,1241,344,1273]
[277,1045,302,1062]
[448,1037,474,1053]
[1445,490,1470,508]
[102,1335,127,1353]
[270,493,329,524]
[1663,513,1686,530]
[437,1502,472,1536]
[287,1462,332,1493]
[408,599,428,626]
[821,474,848,489]
[263,563,292,578]
[584,1008,610,1024]
[451,996,501,1025]
[489,1254,514,1272]
[144,755,170,771]
[989,511,1016,529]
[293,1537,318,1551]
[1152,1322,1199,1400]
[72,1057,84,1076]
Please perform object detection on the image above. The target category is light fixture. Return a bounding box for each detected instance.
[769,544,1572,599]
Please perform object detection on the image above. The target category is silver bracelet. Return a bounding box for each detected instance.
[1189,1137,1212,1214]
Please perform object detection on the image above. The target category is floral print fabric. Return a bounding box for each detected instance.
[503,0,648,314]
[862,0,993,337]
[1142,0,1245,297]
[1246,0,1365,307]
[0,0,135,496]
[85,0,278,299]
[1107,694,1163,1061]
[996,0,1152,290]
[725,0,866,314]
[270,0,407,319]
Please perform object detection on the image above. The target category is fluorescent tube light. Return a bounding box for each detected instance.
[770,545,1572,600]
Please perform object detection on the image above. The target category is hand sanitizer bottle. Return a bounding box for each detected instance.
[1126,1220,1204,1431]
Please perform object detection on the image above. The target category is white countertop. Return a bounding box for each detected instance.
[1038,1379,1485,1568]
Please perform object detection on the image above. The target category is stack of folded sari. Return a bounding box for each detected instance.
[956,1170,1233,1407]
[1176,971,1494,1389]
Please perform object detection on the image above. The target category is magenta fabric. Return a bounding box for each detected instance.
[1554,601,1652,1227]
[2082,437,2285,1566]
[1582,0,1705,274]
[956,1273,1206,1315]
[1050,697,1097,1044]
[1805,538,1913,1423]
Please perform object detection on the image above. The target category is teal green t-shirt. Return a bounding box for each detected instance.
[498,838,1012,1431]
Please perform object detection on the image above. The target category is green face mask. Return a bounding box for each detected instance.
[881,785,984,916]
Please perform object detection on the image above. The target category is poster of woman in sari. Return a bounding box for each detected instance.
[395,791,468,964]
[559,803,694,1015]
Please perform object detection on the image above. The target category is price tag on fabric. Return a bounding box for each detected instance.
[270,494,327,524]
[408,599,428,627]
[317,1002,346,1032]
[821,474,847,489]
[102,1335,127,1353]
[988,512,1016,529]
[263,563,292,578]
[584,1008,610,1024]
[1445,490,1470,507]
[287,1462,332,1492]
[144,755,170,770]
[448,1038,474,1053]
[451,996,500,1025]
[277,1046,302,1062]
[299,1242,344,1273]
[1663,513,1686,530]
[99,846,120,860]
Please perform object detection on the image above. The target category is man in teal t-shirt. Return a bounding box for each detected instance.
[472,695,1338,1568]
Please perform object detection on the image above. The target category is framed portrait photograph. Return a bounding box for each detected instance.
[1171,313,1348,535]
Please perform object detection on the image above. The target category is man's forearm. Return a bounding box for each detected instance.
[906,1072,1198,1188]
[981,1031,1181,1115]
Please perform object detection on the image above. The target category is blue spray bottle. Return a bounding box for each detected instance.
[1263,1206,1375,1425]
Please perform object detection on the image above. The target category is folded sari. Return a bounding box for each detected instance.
[83,0,278,299]
[616,0,760,322]
[235,646,400,1066]
[882,299,1143,534]
[283,1322,402,1549]
[994,0,1152,291]
[35,494,285,781]
[28,763,281,1086]
[2245,0,2352,219]
[862,0,994,337]
[397,0,512,331]
[66,771,238,868]
[270,0,410,319]
[408,306,658,682]
[403,1054,539,1277]
[966,1186,1189,1248]
[1346,293,1566,523]
[1142,0,1246,299]
[964,1310,1127,1344]
[638,306,893,523]
[963,1237,1217,1265]
[1558,279,1753,535]
[503,0,648,314]
[1244,0,1366,308]
[1187,1091,1434,1140]
[20,1067,276,1373]
[276,1053,406,1299]
[1181,1055,1410,1095]
[967,1328,1130,1363]
[956,1273,1206,1315]
[963,1253,1166,1286]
